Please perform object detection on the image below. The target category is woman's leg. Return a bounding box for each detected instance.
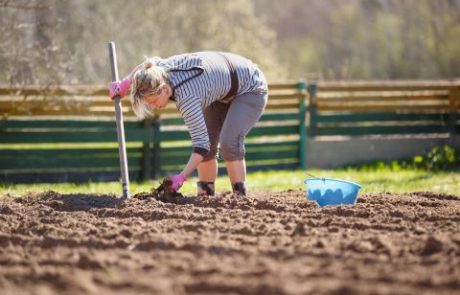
[196,159,217,196]
[225,159,246,183]
[198,101,229,196]
[226,159,247,195]
[219,92,268,195]
[197,159,218,181]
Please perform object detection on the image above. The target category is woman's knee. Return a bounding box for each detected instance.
[219,137,245,161]
[202,146,218,162]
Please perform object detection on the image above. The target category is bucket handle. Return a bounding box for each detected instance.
[305,172,326,183]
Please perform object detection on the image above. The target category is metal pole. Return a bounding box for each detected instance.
[108,42,130,198]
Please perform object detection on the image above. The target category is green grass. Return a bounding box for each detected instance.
[1,167,459,197]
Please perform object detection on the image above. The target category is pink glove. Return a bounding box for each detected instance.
[163,173,186,192]
[109,77,131,99]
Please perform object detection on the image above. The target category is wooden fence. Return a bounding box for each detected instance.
[0,82,307,183]
[1,80,459,183]
[307,80,460,137]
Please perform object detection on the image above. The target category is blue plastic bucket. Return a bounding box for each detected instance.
[304,178,362,207]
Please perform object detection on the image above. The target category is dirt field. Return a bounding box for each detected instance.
[0,189,459,295]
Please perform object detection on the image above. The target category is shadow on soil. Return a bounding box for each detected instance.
[15,191,125,212]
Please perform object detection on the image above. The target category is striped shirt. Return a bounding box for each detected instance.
[152,52,268,155]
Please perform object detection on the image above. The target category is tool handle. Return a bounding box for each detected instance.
[108,42,130,198]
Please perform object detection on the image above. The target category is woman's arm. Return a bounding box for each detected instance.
[162,152,203,192]
[181,152,204,178]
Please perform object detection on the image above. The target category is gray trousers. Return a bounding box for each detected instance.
[202,92,268,162]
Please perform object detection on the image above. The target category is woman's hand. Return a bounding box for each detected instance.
[109,77,131,99]
[162,173,187,192]
[162,152,204,192]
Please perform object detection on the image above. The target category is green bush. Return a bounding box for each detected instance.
[414,145,458,171]
[349,145,459,172]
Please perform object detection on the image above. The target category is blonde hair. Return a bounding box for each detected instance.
[130,59,168,118]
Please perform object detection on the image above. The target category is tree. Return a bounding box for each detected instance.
[0,0,73,86]
[253,0,460,79]
[1,0,283,85]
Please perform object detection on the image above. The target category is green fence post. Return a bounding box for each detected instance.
[141,119,152,181]
[448,86,460,135]
[151,115,161,179]
[307,82,318,137]
[297,80,307,170]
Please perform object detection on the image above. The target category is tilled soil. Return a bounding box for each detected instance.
[0,190,459,295]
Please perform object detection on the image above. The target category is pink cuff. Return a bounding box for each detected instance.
[167,173,187,192]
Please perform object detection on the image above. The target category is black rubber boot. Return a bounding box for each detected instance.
[232,182,247,196]
[197,181,215,196]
